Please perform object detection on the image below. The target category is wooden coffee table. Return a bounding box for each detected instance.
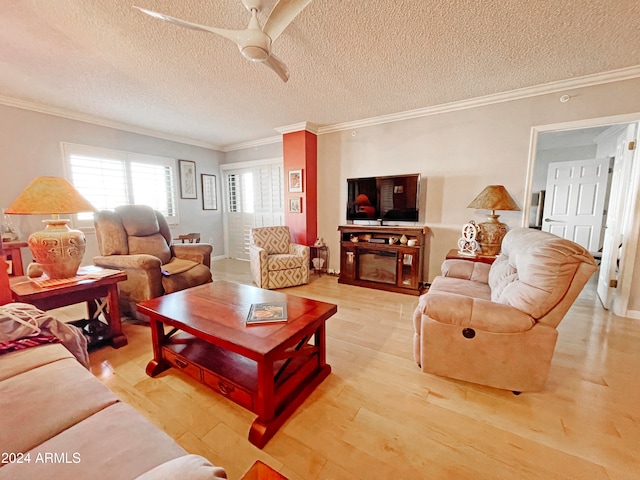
[137,280,338,448]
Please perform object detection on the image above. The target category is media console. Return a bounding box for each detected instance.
[337,225,430,295]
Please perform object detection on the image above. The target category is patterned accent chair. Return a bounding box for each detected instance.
[249,226,309,289]
[93,205,213,320]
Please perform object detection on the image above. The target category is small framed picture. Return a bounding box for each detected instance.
[201,174,217,210]
[179,160,197,199]
[288,197,302,213]
[288,169,303,193]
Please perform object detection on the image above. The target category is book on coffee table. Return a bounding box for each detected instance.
[246,302,288,325]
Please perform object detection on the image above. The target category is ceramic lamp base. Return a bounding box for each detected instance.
[477,215,508,256]
[28,219,86,279]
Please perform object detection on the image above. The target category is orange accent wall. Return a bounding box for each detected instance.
[283,130,317,245]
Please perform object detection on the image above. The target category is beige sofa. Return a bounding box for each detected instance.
[413,227,597,392]
[0,342,227,479]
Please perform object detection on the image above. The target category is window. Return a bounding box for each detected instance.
[62,143,178,226]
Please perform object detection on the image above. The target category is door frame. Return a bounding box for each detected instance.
[523,112,640,318]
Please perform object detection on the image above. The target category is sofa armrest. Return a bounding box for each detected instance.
[441,259,491,284]
[248,244,269,288]
[172,244,213,268]
[289,243,309,258]
[93,254,161,271]
[135,454,227,480]
[416,292,534,333]
[93,254,164,302]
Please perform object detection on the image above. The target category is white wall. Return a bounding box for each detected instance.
[0,104,225,264]
[316,78,640,281]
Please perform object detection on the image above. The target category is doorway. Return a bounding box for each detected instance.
[524,115,640,317]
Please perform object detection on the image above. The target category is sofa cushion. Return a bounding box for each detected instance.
[162,263,213,295]
[0,356,118,454]
[0,403,189,480]
[117,204,159,237]
[429,275,491,301]
[0,343,71,381]
[251,226,291,255]
[129,233,172,265]
[488,257,518,301]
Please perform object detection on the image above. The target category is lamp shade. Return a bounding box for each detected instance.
[5,177,96,215]
[5,177,96,279]
[467,185,520,213]
[354,193,372,206]
[467,185,519,257]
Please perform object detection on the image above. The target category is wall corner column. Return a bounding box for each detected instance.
[282,129,317,245]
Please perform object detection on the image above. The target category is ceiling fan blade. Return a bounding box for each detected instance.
[133,6,242,45]
[263,0,312,42]
[264,54,290,82]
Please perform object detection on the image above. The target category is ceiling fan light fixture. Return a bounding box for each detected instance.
[242,45,269,62]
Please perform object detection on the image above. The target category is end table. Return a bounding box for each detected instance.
[445,249,497,265]
[10,266,128,348]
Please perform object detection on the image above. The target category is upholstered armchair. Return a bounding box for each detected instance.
[93,205,213,319]
[249,226,309,289]
[413,228,597,392]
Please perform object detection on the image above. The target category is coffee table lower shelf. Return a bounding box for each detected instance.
[146,332,330,448]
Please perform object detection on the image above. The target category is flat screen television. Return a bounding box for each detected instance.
[346,173,420,222]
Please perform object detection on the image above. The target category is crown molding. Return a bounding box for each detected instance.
[4,66,639,153]
[317,65,640,135]
[221,135,282,152]
[0,95,223,151]
[275,121,320,135]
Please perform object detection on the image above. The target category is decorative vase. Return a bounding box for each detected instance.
[400,234,408,245]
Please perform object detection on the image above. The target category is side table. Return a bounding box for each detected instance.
[10,266,128,348]
[310,245,328,275]
[2,241,28,276]
[446,249,497,265]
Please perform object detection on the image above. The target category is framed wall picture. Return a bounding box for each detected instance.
[288,197,302,213]
[288,169,303,193]
[179,159,197,199]
[201,174,217,210]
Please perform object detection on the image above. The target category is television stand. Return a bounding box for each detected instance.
[337,225,430,295]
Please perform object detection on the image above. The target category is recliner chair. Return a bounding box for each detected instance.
[93,205,212,319]
[413,227,597,392]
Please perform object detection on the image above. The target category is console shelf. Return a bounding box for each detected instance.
[337,225,430,295]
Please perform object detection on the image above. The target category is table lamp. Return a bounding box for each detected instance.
[467,185,520,256]
[5,177,97,279]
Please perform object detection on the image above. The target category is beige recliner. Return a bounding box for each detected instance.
[249,226,309,289]
[93,205,213,319]
[413,227,597,392]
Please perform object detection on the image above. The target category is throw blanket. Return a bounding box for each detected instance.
[0,303,90,369]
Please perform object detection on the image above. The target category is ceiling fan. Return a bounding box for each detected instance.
[133,0,312,82]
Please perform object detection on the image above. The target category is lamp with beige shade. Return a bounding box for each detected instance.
[5,177,96,279]
[467,185,520,256]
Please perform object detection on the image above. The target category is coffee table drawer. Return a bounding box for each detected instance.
[203,370,253,410]
[163,348,202,382]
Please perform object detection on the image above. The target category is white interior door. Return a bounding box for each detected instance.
[542,157,612,252]
[597,124,638,309]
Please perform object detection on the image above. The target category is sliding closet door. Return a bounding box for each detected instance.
[223,160,284,260]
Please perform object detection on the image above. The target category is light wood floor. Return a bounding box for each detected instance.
[83,260,640,480]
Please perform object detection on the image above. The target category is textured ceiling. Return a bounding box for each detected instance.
[1,0,639,149]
